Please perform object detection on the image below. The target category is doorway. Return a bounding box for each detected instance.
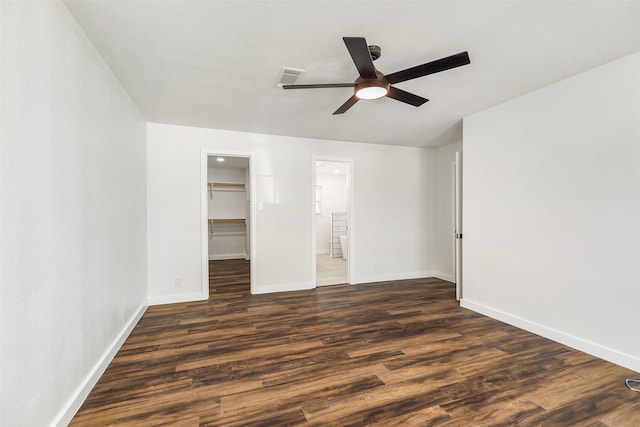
[202,151,256,297]
[313,159,351,286]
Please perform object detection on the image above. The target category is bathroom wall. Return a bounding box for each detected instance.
[315,171,348,254]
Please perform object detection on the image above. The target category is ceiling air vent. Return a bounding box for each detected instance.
[275,67,304,87]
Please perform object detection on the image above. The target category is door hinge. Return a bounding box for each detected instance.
[455,233,463,239]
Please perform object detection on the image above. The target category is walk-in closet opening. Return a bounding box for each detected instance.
[313,160,351,286]
[206,154,253,297]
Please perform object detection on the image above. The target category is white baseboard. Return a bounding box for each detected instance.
[461,298,640,373]
[53,301,147,426]
[351,270,432,285]
[148,291,208,306]
[432,271,455,283]
[253,281,315,295]
[208,253,246,260]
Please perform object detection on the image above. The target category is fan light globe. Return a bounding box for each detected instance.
[355,81,389,100]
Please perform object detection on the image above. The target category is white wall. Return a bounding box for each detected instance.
[209,167,246,185]
[432,140,462,282]
[462,52,640,372]
[315,172,348,254]
[0,2,148,425]
[147,123,434,298]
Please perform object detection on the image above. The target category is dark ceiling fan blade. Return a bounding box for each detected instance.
[283,83,355,89]
[385,51,470,84]
[386,86,429,107]
[387,86,429,107]
[343,37,377,79]
[333,95,359,115]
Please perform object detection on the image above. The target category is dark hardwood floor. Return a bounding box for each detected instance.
[70,259,640,426]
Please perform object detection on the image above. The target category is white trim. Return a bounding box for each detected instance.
[461,298,640,373]
[346,160,354,285]
[252,282,315,295]
[454,151,463,299]
[148,291,208,306]
[351,271,433,285]
[53,302,147,426]
[311,159,317,287]
[201,151,209,299]
[451,160,457,284]
[433,271,455,282]
[201,148,257,295]
[208,253,247,261]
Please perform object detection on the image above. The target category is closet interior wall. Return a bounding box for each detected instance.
[208,165,248,260]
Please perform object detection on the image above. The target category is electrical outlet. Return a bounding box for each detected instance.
[175,277,182,288]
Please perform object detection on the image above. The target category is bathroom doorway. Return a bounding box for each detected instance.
[313,159,351,286]
[202,151,256,297]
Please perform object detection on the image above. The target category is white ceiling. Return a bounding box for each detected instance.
[65,0,640,148]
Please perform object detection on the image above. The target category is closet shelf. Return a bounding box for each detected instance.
[208,218,245,224]
[208,182,245,189]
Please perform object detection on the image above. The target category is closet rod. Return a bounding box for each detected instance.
[208,182,245,188]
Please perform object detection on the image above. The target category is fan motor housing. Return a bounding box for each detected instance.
[354,71,388,86]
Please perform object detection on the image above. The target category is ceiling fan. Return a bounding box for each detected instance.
[283,37,470,115]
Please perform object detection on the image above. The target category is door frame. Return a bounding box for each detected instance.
[311,156,354,287]
[454,151,463,300]
[201,148,257,295]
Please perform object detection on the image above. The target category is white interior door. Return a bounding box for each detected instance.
[454,151,463,301]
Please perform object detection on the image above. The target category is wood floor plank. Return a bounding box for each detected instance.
[70,259,640,426]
